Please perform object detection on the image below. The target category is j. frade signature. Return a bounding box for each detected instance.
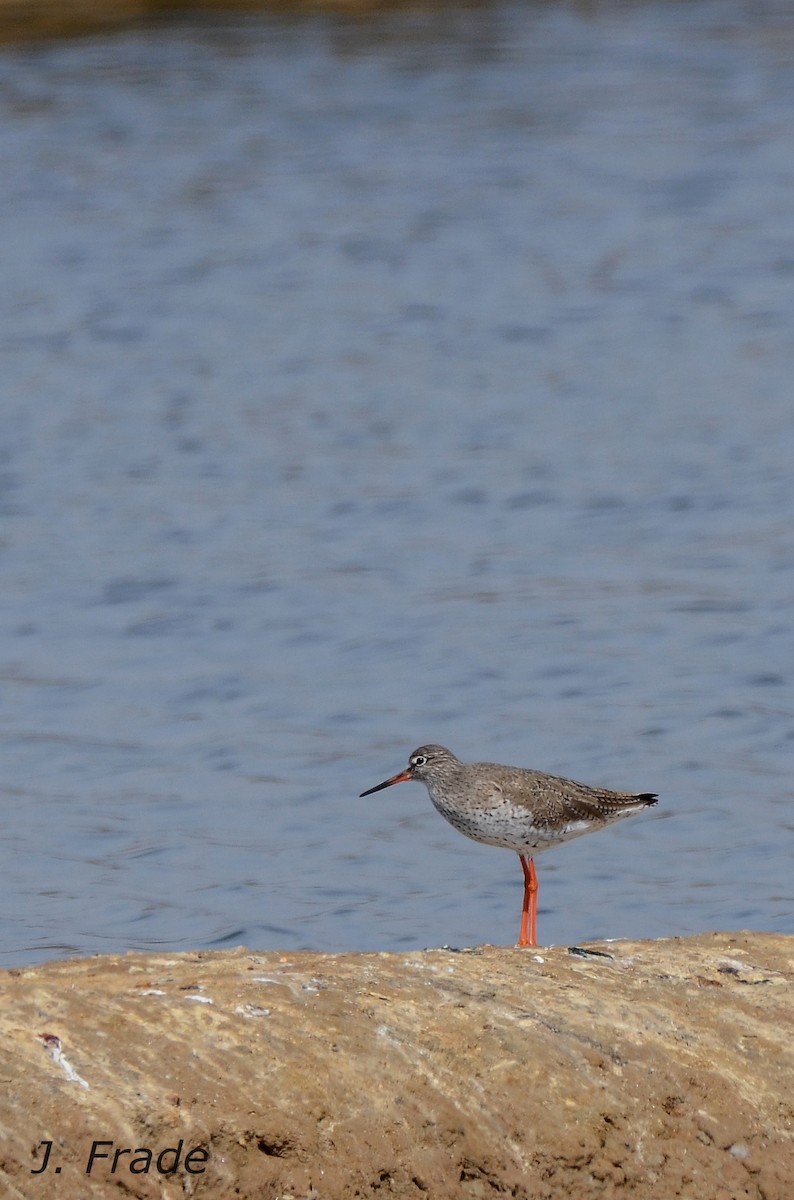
[31,1139,209,1176]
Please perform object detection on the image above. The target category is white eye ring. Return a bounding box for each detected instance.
[412,755,427,767]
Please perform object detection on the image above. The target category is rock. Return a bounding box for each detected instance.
[0,1,374,45]
[1,931,792,1198]
[0,0,149,41]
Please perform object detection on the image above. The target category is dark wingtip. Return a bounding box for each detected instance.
[638,792,659,807]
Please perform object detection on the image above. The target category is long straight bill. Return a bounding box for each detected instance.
[359,769,411,797]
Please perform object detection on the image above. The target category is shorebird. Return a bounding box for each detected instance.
[360,743,657,946]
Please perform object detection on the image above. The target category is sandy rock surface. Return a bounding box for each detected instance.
[1,931,792,1198]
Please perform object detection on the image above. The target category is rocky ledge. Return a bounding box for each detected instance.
[0,1,372,46]
[1,931,792,1198]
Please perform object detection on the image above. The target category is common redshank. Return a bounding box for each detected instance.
[360,744,658,946]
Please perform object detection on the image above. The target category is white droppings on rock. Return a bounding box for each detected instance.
[235,1004,271,1018]
[37,1034,89,1089]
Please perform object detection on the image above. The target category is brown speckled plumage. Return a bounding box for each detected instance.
[360,743,657,947]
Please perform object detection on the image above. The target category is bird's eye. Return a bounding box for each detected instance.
[412,755,427,767]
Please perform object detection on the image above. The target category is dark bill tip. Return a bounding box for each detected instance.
[359,768,411,797]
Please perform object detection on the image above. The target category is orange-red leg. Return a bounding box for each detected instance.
[518,854,538,947]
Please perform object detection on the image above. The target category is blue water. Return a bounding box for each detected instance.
[1,1,793,964]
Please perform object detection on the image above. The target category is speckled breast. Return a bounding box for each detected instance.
[429,791,592,854]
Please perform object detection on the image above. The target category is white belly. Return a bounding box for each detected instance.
[430,793,595,854]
